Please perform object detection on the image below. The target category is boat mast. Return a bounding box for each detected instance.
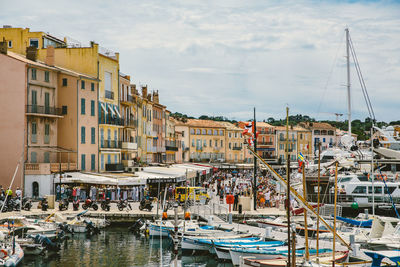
[302,164,310,261]
[333,161,339,267]
[316,142,321,258]
[285,106,291,267]
[346,28,352,135]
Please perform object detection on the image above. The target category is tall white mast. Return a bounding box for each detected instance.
[346,28,352,135]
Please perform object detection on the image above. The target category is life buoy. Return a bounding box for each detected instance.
[0,249,7,258]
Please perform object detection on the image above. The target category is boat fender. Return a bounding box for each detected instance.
[0,249,7,258]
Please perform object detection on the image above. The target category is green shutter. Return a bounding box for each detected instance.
[81,154,86,171]
[91,127,95,144]
[81,127,85,144]
[91,100,95,116]
[81,98,85,115]
[91,154,95,171]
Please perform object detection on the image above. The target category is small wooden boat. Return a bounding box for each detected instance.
[241,251,349,267]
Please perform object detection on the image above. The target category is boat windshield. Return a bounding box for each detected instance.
[357,175,369,182]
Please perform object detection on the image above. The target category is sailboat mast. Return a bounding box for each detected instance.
[346,28,352,135]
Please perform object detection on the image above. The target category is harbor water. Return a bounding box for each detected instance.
[21,225,233,267]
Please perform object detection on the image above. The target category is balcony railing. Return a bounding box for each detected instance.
[124,119,137,128]
[105,163,124,172]
[101,140,122,149]
[279,137,297,141]
[26,105,62,116]
[105,90,114,100]
[166,146,178,151]
[25,162,77,175]
[122,142,138,150]
[232,146,242,150]
[100,116,124,126]
[258,142,273,146]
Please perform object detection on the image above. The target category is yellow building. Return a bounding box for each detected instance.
[0,27,123,172]
[275,126,299,163]
[185,119,226,162]
[165,111,178,163]
[0,26,66,55]
[119,74,137,167]
[217,122,244,163]
[296,126,312,160]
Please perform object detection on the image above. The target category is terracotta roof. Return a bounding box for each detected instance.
[216,121,242,131]
[256,122,273,128]
[275,125,309,131]
[184,119,226,128]
[299,122,336,130]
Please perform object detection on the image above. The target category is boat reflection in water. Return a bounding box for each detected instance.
[21,226,232,267]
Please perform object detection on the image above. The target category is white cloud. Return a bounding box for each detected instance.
[2,0,400,122]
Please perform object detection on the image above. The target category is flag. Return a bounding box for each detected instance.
[242,122,254,137]
[298,152,304,162]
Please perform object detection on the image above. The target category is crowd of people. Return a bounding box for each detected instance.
[205,168,292,210]
[55,184,146,203]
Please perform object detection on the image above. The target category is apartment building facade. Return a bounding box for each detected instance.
[119,74,138,167]
[218,122,244,163]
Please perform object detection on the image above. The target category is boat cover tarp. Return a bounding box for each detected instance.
[336,216,372,227]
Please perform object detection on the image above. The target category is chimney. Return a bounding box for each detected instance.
[153,90,159,104]
[147,93,152,101]
[45,45,55,66]
[0,37,7,55]
[26,46,37,61]
[142,85,147,98]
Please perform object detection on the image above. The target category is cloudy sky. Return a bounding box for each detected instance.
[2,0,400,122]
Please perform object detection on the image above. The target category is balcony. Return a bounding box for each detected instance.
[166,146,178,151]
[279,137,297,142]
[105,163,124,172]
[101,140,122,149]
[26,105,63,117]
[156,147,166,153]
[122,142,138,150]
[258,142,273,146]
[105,90,114,100]
[232,146,242,150]
[100,116,124,126]
[124,119,137,128]
[25,162,78,175]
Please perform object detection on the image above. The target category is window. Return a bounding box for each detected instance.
[196,129,200,135]
[31,68,37,80]
[91,127,95,144]
[44,71,50,82]
[209,140,212,147]
[81,127,86,144]
[62,106,67,115]
[91,100,95,116]
[229,133,231,138]
[91,154,96,171]
[81,154,86,171]
[191,139,195,147]
[31,152,37,163]
[219,130,223,136]
[105,71,112,91]
[31,122,37,143]
[328,130,334,135]
[323,138,326,142]
[101,154,104,170]
[29,38,39,48]
[213,130,217,135]
[7,41,12,48]
[81,80,85,89]
[215,140,218,147]
[81,98,85,115]
[44,124,50,144]
[44,152,50,163]
[91,83,95,91]
[300,133,303,139]
[190,129,194,135]
[229,143,231,149]
[202,129,206,135]
[352,186,366,194]
[314,130,320,135]
[208,129,212,135]
[368,186,382,194]
[62,78,68,86]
